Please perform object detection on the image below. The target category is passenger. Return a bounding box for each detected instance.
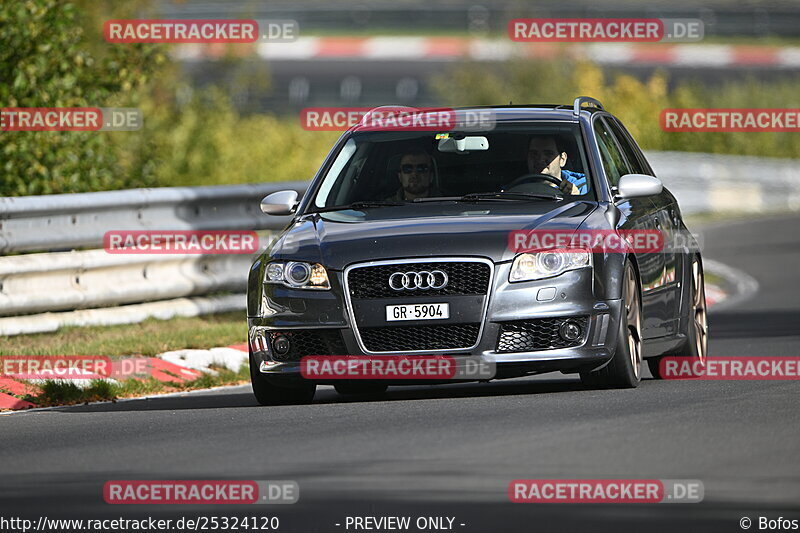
[527,135,588,195]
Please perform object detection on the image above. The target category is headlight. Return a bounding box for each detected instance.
[509,249,592,282]
[264,261,330,290]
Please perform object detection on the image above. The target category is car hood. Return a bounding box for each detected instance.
[267,202,597,270]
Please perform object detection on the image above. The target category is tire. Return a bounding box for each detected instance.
[648,255,708,379]
[581,260,643,389]
[334,382,389,395]
[249,350,316,406]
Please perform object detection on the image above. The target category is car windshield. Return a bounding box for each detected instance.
[310,122,594,211]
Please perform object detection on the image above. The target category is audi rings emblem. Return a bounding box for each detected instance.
[388,270,449,291]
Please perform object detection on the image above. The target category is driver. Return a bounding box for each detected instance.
[384,150,442,202]
[527,135,588,195]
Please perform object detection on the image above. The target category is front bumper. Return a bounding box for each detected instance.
[248,262,623,380]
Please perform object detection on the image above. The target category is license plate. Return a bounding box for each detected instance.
[385,303,449,322]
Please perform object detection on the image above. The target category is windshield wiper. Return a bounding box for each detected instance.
[456,192,563,202]
[309,201,405,213]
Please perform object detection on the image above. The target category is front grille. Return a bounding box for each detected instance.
[496,317,589,353]
[348,261,490,299]
[360,323,480,352]
[268,329,347,362]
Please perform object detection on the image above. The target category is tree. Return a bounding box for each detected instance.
[0,0,164,195]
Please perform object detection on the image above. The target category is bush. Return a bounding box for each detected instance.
[0,0,338,196]
[0,0,165,195]
[118,88,339,188]
[432,59,800,158]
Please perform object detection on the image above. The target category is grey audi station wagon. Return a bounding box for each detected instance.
[246,97,707,405]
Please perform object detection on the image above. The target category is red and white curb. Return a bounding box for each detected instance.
[159,344,249,373]
[705,284,725,308]
[0,378,37,409]
[0,345,248,411]
[173,37,800,69]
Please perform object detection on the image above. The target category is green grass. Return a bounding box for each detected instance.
[0,312,246,357]
[0,312,252,408]
[21,365,250,408]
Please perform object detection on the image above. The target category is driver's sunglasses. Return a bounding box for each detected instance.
[400,164,431,174]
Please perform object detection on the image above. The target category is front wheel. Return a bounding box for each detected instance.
[581,260,643,388]
[249,350,316,406]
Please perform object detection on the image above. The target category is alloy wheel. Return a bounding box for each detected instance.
[692,259,709,365]
[624,264,643,379]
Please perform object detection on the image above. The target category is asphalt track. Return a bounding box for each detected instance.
[1,214,799,532]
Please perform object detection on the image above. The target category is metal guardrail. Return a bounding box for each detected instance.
[0,182,306,253]
[0,249,267,316]
[0,152,797,335]
[647,151,800,215]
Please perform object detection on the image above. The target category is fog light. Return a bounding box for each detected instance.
[272,334,291,356]
[559,320,582,342]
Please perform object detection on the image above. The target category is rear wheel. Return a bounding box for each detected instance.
[334,382,389,395]
[648,255,708,379]
[249,350,316,406]
[581,260,642,388]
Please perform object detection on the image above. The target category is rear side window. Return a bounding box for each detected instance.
[593,118,630,187]
[606,117,650,176]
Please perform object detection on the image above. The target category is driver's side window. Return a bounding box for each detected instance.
[593,118,630,188]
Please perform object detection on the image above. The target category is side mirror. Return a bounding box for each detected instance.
[616,174,663,199]
[260,190,299,215]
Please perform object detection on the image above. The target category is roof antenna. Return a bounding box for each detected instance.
[509,100,513,105]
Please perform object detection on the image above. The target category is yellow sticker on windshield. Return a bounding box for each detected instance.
[435,133,450,139]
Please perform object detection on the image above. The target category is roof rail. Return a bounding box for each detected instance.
[573,96,604,116]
